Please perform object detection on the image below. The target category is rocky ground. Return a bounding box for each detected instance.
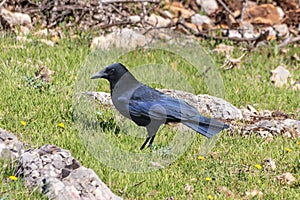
[0,0,299,48]
[1,88,299,199]
[0,128,122,200]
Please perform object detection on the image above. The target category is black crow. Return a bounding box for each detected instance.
[91,63,229,150]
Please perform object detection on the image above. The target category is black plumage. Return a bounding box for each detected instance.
[91,63,229,150]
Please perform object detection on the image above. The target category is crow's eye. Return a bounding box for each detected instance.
[108,68,115,75]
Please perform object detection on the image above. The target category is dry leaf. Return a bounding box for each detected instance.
[34,28,48,37]
[212,44,234,54]
[247,105,259,116]
[164,2,195,19]
[148,190,158,196]
[263,158,276,171]
[276,173,296,185]
[216,186,233,197]
[270,66,290,87]
[292,53,300,61]
[184,183,193,193]
[35,66,55,82]
[245,190,263,198]
[40,39,54,47]
[245,4,281,25]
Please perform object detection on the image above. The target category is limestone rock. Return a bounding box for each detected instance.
[84,89,242,120]
[196,0,218,15]
[90,28,149,50]
[0,128,24,160]
[0,8,31,29]
[15,144,122,200]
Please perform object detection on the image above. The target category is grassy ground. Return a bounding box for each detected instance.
[0,32,299,199]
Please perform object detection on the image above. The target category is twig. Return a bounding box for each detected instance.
[278,36,300,48]
[176,20,260,42]
[240,0,248,22]
[221,53,247,70]
[143,22,175,35]
[0,0,7,8]
[100,0,160,3]
[95,21,135,29]
[216,0,235,18]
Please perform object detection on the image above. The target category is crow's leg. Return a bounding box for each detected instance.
[148,135,156,148]
[140,123,160,150]
[140,136,151,150]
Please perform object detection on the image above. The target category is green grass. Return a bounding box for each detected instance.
[0,32,299,199]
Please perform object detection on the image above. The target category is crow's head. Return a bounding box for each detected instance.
[91,63,128,83]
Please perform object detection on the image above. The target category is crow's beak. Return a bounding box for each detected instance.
[90,70,107,79]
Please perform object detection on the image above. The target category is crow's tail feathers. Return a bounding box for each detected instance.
[183,116,229,138]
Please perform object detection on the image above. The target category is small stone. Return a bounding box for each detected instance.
[240,22,257,39]
[128,15,141,23]
[273,24,289,39]
[196,0,218,15]
[145,14,171,27]
[191,14,211,25]
[223,30,242,39]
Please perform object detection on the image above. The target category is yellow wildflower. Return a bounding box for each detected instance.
[207,195,214,200]
[284,147,292,152]
[198,156,205,161]
[57,122,65,129]
[254,164,262,170]
[9,175,18,181]
[297,141,300,145]
[20,121,27,126]
[205,177,212,181]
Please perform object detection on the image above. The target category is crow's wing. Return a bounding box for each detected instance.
[129,86,200,121]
